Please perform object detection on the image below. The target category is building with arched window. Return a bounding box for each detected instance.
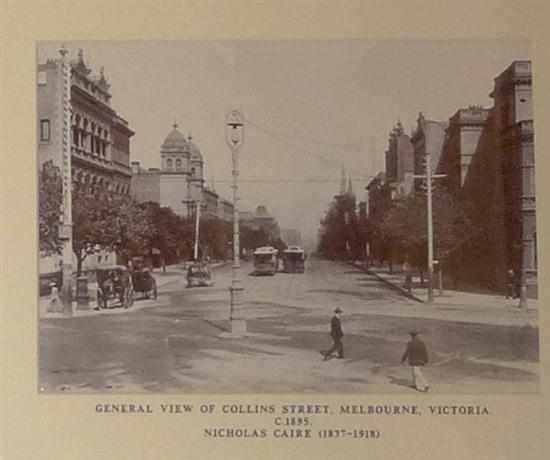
[38,49,134,198]
[131,123,207,217]
[37,48,134,276]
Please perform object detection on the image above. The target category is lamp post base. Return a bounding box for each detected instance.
[229,284,245,336]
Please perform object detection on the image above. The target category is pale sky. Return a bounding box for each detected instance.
[38,40,529,250]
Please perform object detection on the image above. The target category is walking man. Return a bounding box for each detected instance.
[505,268,516,299]
[401,330,429,392]
[322,307,344,360]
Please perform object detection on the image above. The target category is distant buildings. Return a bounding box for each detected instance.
[240,206,281,242]
[385,121,414,198]
[131,123,204,217]
[131,124,235,223]
[437,106,490,196]
[365,60,537,296]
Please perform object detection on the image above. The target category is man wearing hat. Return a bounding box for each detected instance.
[321,307,344,360]
[401,330,429,392]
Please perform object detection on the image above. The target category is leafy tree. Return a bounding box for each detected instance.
[377,189,475,278]
[200,217,231,260]
[114,197,156,264]
[146,203,184,265]
[72,187,119,275]
[71,188,156,274]
[39,161,63,254]
[317,193,361,260]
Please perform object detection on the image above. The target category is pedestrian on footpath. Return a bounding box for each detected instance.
[401,330,429,392]
[48,282,61,313]
[321,307,344,360]
[505,268,516,299]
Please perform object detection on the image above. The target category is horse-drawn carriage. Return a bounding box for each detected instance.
[131,268,158,299]
[96,265,134,309]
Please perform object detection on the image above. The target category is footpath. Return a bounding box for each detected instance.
[39,262,225,320]
[352,261,539,328]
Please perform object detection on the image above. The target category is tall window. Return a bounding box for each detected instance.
[167,159,173,170]
[40,119,50,142]
[175,159,182,170]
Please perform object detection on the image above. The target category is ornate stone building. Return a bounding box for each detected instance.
[38,49,133,195]
[441,61,536,296]
[132,123,230,221]
[37,48,134,274]
[491,61,536,296]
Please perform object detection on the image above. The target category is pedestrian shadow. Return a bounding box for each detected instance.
[203,319,230,332]
[388,375,415,390]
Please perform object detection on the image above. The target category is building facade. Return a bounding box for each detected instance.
[411,113,448,195]
[385,121,415,198]
[38,49,133,194]
[218,199,234,222]
[438,106,490,196]
[131,123,205,217]
[491,61,536,295]
[38,49,134,274]
[442,61,536,296]
[202,187,219,219]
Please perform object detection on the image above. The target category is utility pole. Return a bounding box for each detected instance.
[59,45,74,314]
[193,200,201,261]
[225,110,245,335]
[414,151,446,303]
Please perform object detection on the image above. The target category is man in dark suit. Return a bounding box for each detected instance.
[322,307,344,360]
[401,330,429,392]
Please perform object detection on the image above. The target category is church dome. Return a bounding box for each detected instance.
[187,135,203,162]
[161,123,189,152]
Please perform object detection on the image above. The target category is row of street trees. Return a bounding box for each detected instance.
[317,192,365,260]
[317,182,477,282]
[39,161,286,275]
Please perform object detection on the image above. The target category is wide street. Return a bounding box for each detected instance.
[39,258,539,393]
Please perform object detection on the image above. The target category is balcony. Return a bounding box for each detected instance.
[71,145,111,171]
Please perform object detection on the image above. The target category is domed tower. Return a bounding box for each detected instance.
[187,134,204,202]
[160,122,190,173]
[159,122,191,216]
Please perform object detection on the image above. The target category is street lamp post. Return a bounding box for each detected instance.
[225,110,246,335]
[193,200,202,261]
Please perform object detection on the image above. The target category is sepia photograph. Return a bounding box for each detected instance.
[36,39,539,395]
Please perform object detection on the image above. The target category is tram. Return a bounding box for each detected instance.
[253,246,279,275]
[282,246,305,273]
